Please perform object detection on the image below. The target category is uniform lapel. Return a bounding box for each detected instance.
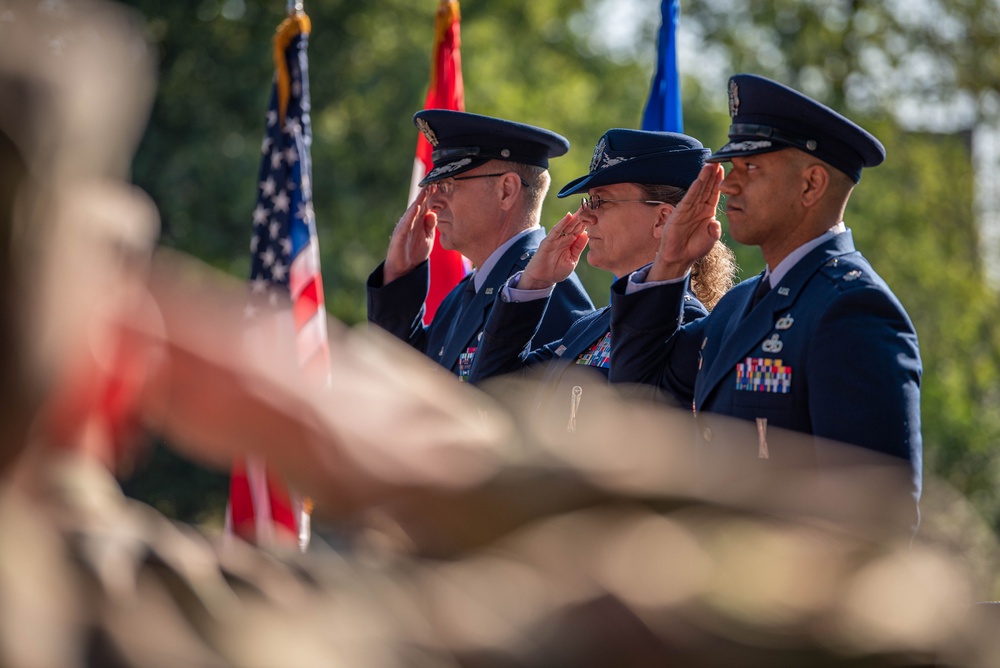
[556,307,611,362]
[541,307,611,386]
[696,232,857,407]
[439,230,544,369]
[699,272,777,396]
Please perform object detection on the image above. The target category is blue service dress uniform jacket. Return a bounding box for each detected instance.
[469,287,707,431]
[367,228,594,379]
[609,231,922,499]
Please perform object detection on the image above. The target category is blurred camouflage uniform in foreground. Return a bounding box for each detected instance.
[1,1,1000,667]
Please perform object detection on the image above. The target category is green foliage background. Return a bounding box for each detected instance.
[118,0,1000,538]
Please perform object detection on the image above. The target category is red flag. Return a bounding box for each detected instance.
[227,10,326,551]
[409,0,470,325]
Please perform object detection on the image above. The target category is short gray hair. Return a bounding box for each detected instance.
[508,162,551,225]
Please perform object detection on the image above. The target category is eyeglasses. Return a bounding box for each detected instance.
[428,172,530,195]
[580,194,666,211]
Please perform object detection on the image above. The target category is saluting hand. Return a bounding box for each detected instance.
[384,188,437,284]
[518,211,589,291]
[648,163,724,282]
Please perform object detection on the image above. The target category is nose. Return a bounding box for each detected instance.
[425,188,447,212]
[719,171,738,195]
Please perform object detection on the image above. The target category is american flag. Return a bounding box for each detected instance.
[228,11,327,550]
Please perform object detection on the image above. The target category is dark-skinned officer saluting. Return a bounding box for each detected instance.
[609,74,922,520]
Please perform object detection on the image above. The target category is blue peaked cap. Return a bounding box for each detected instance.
[557,129,710,197]
[414,109,569,186]
[708,73,885,183]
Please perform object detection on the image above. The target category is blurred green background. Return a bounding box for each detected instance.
[118,0,1000,539]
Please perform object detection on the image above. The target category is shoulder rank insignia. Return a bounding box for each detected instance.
[843,269,862,281]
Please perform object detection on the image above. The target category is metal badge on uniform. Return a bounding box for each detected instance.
[590,136,608,172]
[825,258,839,268]
[736,357,792,393]
[566,385,583,433]
[554,345,567,357]
[485,287,493,295]
[777,287,789,296]
[756,418,770,459]
[775,314,794,330]
[762,334,783,353]
[844,269,862,281]
[520,252,530,261]
[415,117,438,147]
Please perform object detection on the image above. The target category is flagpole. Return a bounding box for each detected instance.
[228,0,322,552]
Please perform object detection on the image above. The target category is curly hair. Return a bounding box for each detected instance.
[689,240,737,311]
[637,183,737,311]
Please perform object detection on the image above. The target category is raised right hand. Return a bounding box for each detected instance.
[648,163,724,282]
[384,188,437,284]
[518,211,589,291]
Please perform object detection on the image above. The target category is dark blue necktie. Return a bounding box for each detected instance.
[460,275,477,312]
[751,275,771,308]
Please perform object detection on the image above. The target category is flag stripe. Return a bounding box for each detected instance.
[228,11,327,551]
[293,277,321,329]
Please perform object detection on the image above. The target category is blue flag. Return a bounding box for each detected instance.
[641,0,683,133]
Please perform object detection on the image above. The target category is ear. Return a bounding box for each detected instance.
[496,172,523,212]
[651,203,675,239]
[801,163,830,208]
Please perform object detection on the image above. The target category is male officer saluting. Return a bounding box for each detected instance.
[609,74,922,506]
[368,111,593,380]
